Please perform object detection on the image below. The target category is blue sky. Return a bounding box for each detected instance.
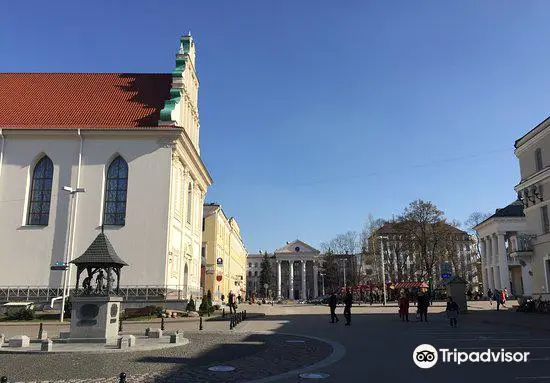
[2,1,550,253]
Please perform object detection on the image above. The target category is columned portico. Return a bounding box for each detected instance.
[273,239,321,301]
[474,200,533,297]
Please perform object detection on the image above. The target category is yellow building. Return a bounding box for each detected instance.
[202,203,247,303]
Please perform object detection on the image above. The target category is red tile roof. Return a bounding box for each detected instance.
[0,73,173,129]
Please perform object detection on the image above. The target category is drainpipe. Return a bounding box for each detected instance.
[60,129,83,319]
[67,129,83,291]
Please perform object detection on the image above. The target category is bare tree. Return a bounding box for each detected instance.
[465,212,491,262]
[394,200,445,281]
[321,231,360,254]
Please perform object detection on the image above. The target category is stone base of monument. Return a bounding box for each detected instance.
[67,296,123,344]
[0,334,190,354]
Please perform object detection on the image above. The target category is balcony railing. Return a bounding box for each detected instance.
[508,234,535,255]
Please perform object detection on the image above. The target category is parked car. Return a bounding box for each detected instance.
[308,295,329,304]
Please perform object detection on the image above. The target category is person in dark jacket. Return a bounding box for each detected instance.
[328,292,339,323]
[343,288,353,326]
[417,290,429,322]
[446,296,459,328]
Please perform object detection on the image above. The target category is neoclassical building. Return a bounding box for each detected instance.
[247,240,321,300]
[474,201,534,296]
[0,35,212,300]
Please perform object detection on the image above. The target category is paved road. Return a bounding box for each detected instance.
[255,303,550,383]
[2,302,549,382]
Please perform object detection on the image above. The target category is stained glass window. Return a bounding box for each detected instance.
[27,156,53,225]
[103,156,128,226]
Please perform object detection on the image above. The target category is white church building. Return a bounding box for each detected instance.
[0,35,212,301]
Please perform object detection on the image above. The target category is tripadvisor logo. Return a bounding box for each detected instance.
[413,344,438,369]
[413,344,530,369]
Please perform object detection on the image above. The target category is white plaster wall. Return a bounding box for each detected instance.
[0,133,172,288]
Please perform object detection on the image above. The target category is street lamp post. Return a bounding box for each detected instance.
[339,258,348,287]
[60,186,85,322]
[319,273,326,296]
[378,236,388,306]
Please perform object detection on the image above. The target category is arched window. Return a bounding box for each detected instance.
[103,156,128,226]
[186,182,193,224]
[536,148,543,172]
[27,155,53,225]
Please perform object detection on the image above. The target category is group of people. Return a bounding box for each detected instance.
[487,287,508,310]
[398,290,460,327]
[398,290,430,322]
[328,289,354,325]
[327,288,461,328]
[222,291,242,314]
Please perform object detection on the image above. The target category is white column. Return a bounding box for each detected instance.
[301,260,307,299]
[289,261,294,300]
[480,238,487,290]
[277,260,281,299]
[497,233,509,291]
[313,263,319,297]
[492,235,498,267]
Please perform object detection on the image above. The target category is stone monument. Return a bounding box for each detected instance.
[66,228,128,344]
[446,276,468,313]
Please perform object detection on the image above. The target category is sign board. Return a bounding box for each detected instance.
[216,257,223,265]
[205,266,215,274]
[440,261,452,279]
[216,275,223,282]
[50,262,68,271]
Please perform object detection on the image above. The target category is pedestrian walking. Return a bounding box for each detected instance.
[398,291,410,322]
[494,289,501,311]
[417,290,429,322]
[343,288,353,326]
[228,291,235,314]
[446,296,459,328]
[500,288,507,308]
[328,292,339,323]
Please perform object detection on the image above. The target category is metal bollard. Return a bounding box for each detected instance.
[244,310,247,320]
[1,376,7,383]
[229,316,234,330]
[161,316,165,331]
[222,308,225,318]
[199,317,203,331]
[119,372,126,383]
[119,318,123,333]
[38,322,44,339]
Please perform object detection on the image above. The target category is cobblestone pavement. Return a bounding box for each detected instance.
[0,331,333,383]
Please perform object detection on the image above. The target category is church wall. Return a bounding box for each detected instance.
[0,133,172,288]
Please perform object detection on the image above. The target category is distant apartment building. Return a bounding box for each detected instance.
[368,222,477,288]
[202,203,247,302]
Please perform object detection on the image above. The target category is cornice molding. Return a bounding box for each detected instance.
[515,117,550,156]
[515,167,550,192]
